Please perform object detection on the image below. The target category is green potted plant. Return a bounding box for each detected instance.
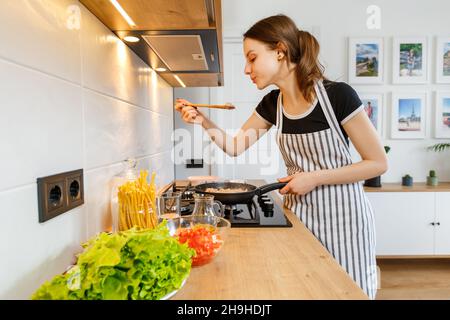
[364,146,390,188]
[426,170,439,186]
[428,143,450,152]
[427,143,448,185]
[402,174,413,186]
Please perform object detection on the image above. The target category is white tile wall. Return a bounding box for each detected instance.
[138,151,175,189]
[80,4,151,108]
[0,185,87,299]
[84,162,123,239]
[150,70,175,117]
[0,0,174,299]
[0,59,83,192]
[84,90,173,169]
[0,0,82,84]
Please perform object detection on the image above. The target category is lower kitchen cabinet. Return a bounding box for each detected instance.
[435,193,450,255]
[366,191,450,256]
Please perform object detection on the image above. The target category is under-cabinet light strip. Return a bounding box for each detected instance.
[110,0,136,27]
[174,75,186,88]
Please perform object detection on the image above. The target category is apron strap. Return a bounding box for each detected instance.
[315,80,351,153]
[276,92,283,142]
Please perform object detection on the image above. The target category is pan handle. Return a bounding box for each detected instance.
[255,182,287,196]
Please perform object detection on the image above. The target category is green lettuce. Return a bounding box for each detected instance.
[32,222,194,300]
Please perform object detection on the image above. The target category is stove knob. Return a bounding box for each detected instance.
[264,210,274,218]
[262,202,274,211]
[258,195,269,204]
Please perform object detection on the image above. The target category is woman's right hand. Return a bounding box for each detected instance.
[175,98,206,125]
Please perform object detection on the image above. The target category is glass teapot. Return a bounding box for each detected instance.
[192,193,224,217]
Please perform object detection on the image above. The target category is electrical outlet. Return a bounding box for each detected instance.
[65,169,84,210]
[37,169,84,223]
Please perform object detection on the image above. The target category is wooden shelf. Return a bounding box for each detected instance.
[364,182,450,192]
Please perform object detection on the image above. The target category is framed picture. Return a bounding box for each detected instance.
[436,37,450,83]
[359,93,383,136]
[348,38,383,84]
[391,93,427,139]
[392,37,428,84]
[435,92,450,138]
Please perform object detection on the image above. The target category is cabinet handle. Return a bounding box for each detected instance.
[436,222,441,226]
[430,222,436,226]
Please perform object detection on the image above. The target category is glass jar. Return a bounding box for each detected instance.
[156,192,182,220]
[110,158,138,233]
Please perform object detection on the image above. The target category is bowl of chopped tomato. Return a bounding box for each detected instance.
[166,215,231,266]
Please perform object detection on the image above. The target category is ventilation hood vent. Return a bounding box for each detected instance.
[142,34,208,71]
[115,29,220,75]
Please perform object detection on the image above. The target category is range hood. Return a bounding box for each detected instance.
[80,0,224,87]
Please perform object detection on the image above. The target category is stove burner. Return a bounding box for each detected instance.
[170,182,292,228]
[180,200,192,214]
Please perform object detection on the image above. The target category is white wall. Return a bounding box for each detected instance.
[0,0,174,299]
[173,0,450,183]
[173,87,212,179]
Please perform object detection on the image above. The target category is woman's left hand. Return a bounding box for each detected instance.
[278,171,320,195]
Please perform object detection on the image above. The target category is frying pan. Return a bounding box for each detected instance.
[193,181,287,205]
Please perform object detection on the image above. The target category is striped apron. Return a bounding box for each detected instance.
[276,80,377,299]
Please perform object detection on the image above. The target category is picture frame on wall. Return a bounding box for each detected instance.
[392,37,428,84]
[435,92,450,138]
[359,93,383,137]
[348,38,383,84]
[391,92,427,139]
[436,37,450,83]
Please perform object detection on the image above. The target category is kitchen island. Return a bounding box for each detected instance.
[172,180,368,300]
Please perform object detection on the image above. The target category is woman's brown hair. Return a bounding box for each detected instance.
[243,14,324,103]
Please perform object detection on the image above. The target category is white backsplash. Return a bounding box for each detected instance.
[0,0,174,299]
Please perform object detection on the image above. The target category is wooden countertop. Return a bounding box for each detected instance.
[172,180,368,300]
[364,182,450,192]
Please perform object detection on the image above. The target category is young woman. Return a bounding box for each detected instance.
[175,14,387,299]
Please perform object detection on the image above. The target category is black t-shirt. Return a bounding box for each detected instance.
[254,80,364,143]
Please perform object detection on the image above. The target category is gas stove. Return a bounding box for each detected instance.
[171,182,292,228]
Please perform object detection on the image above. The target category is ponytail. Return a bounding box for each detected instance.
[296,30,325,103]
